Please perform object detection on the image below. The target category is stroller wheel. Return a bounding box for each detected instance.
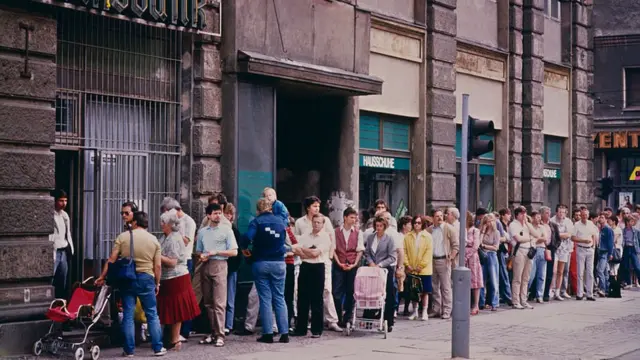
[74,346,85,360]
[33,340,43,356]
[90,345,100,360]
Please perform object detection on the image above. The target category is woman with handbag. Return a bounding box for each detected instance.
[508,207,534,310]
[464,212,484,315]
[157,210,201,350]
[403,215,433,321]
[479,214,500,311]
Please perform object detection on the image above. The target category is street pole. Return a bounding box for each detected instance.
[452,94,471,359]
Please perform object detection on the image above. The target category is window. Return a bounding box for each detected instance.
[624,68,640,108]
[544,136,563,164]
[359,113,410,152]
[544,0,560,20]
[543,136,562,213]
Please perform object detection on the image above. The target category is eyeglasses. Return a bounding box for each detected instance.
[121,211,131,216]
[414,221,422,225]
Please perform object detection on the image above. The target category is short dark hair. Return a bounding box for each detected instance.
[604,207,613,212]
[133,211,148,228]
[589,211,598,219]
[374,199,388,210]
[530,211,539,218]
[373,215,388,229]
[208,192,228,206]
[121,201,139,212]
[398,215,412,230]
[206,203,222,215]
[303,196,321,213]
[609,215,619,225]
[411,215,425,227]
[52,189,68,200]
[475,207,488,216]
[556,204,567,212]
[498,208,511,216]
[343,207,357,218]
[579,205,588,212]
[514,207,526,217]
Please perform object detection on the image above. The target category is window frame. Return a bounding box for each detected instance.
[543,136,563,166]
[544,0,561,21]
[623,67,640,109]
[359,112,412,155]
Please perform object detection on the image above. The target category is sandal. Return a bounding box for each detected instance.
[214,338,224,347]
[166,341,182,351]
[199,335,214,345]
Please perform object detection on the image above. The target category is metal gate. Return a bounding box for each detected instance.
[55,9,185,269]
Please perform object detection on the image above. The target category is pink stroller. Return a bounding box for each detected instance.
[345,267,389,338]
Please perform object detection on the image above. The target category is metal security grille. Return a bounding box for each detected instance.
[55,9,185,262]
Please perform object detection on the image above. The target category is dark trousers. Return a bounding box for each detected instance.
[296,262,325,336]
[364,266,396,328]
[285,263,295,327]
[53,249,69,300]
[180,259,194,337]
[543,249,555,300]
[332,265,357,325]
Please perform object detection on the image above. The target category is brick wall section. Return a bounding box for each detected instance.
[0,5,56,353]
[571,2,594,208]
[425,0,457,211]
[509,0,524,208]
[520,0,545,211]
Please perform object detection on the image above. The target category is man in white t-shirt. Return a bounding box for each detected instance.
[571,206,599,301]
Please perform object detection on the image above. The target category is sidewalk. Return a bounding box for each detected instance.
[94,288,640,359]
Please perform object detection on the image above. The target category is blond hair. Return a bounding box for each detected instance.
[256,198,272,214]
[262,187,276,197]
[224,202,236,215]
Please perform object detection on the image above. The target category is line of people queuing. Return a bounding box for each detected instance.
[82,189,640,357]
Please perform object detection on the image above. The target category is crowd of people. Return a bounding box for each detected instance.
[70,188,640,357]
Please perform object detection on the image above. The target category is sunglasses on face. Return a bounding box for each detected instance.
[121,211,131,216]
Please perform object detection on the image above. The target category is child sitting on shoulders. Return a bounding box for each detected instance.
[263,187,290,226]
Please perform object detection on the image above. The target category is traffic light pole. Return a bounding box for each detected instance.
[452,94,471,359]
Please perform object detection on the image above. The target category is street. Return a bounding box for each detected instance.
[94,289,640,360]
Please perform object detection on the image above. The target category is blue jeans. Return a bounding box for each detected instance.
[252,261,288,335]
[528,248,547,299]
[497,251,512,303]
[622,246,640,285]
[180,259,194,338]
[53,249,69,299]
[479,251,499,308]
[596,251,610,293]
[121,273,163,354]
[225,271,238,330]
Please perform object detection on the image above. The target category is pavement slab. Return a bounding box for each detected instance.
[32,288,640,360]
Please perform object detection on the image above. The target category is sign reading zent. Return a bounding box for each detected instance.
[61,0,208,30]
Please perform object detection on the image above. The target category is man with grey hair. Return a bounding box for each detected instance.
[161,197,197,341]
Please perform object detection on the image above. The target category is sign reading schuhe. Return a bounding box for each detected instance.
[54,0,208,30]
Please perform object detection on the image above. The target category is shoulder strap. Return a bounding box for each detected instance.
[128,230,134,263]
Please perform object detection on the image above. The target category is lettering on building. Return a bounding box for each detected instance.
[362,155,395,169]
[593,131,640,149]
[58,0,207,30]
[543,168,560,179]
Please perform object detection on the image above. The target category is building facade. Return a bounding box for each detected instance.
[593,1,640,208]
[0,0,593,354]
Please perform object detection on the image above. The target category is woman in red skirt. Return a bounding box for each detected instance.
[157,209,201,350]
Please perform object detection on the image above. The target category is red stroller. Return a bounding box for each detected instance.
[33,277,112,360]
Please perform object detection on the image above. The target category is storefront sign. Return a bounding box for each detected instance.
[593,131,640,149]
[543,168,560,179]
[54,0,207,30]
[359,155,410,171]
[629,166,640,181]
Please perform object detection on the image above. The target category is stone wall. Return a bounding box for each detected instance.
[425,0,457,211]
[520,0,545,211]
[509,0,524,208]
[0,4,57,355]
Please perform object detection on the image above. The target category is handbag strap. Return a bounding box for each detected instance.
[128,229,134,264]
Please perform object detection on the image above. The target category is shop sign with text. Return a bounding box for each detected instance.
[359,155,410,171]
[543,168,560,179]
[50,0,208,30]
[593,131,640,149]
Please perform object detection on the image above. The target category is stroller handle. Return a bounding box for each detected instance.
[82,277,95,285]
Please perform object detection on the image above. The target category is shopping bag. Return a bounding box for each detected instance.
[134,298,147,323]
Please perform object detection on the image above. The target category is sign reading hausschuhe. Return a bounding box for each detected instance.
[61,0,207,30]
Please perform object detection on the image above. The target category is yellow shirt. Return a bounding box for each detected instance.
[403,231,433,276]
[113,228,161,276]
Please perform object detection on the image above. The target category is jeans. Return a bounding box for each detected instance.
[180,259,194,338]
[497,251,512,303]
[252,261,288,335]
[479,251,499,308]
[225,271,238,330]
[121,273,163,354]
[621,246,640,285]
[53,249,69,299]
[528,248,547,299]
[596,251,610,293]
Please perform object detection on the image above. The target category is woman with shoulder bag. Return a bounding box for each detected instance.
[464,212,483,316]
[479,214,501,311]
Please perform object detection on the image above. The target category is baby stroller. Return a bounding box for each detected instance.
[345,267,389,339]
[33,277,112,360]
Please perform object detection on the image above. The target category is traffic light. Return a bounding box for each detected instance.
[467,117,495,161]
[595,177,614,200]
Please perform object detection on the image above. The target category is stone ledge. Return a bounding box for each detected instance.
[0,197,53,235]
[193,83,222,120]
[425,173,456,202]
[0,150,54,190]
[191,158,222,195]
[192,121,222,157]
[0,57,55,100]
[0,240,53,281]
[194,44,222,83]
[427,4,457,37]
[427,33,457,64]
[0,102,54,145]
[427,90,456,118]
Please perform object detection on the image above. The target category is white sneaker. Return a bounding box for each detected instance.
[554,293,564,301]
[154,348,167,357]
[328,323,343,332]
[421,311,429,321]
[513,304,524,310]
[408,309,419,320]
[523,302,534,309]
[563,293,572,299]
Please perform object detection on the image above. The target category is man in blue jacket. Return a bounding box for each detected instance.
[596,212,614,297]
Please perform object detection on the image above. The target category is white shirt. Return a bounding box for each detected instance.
[432,224,445,257]
[180,214,197,257]
[572,220,599,248]
[551,215,575,253]
[372,234,380,253]
[508,220,531,249]
[52,211,69,250]
[340,226,365,252]
[295,231,331,264]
